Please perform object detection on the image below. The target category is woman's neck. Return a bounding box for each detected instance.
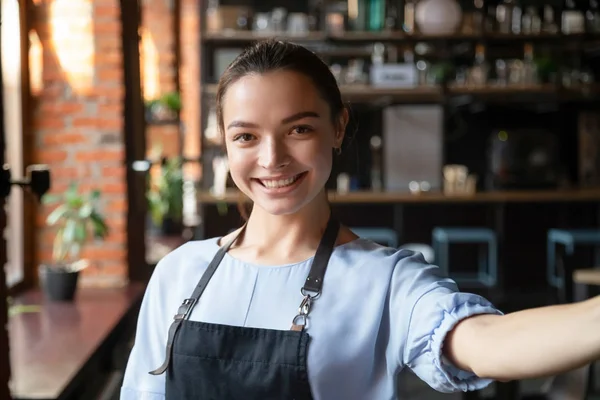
[227,191,334,266]
[243,192,331,253]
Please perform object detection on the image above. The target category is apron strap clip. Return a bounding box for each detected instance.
[148,298,196,375]
[174,298,196,320]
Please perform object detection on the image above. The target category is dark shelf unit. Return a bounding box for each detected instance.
[198,1,600,190]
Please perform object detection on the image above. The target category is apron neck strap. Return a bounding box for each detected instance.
[301,215,340,296]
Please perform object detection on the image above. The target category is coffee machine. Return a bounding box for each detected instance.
[486,128,562,190]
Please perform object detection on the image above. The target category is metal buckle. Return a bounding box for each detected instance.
[300,287,320,299]
[298,294,312,315]
[174,298,196,321]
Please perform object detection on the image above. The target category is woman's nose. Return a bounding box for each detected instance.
[257,139,289,170]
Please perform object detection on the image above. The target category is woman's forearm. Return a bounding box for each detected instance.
[446,295,600,381]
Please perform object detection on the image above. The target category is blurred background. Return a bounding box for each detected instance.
[1,0,600,399]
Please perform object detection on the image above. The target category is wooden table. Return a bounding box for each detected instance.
[9,283,145,400]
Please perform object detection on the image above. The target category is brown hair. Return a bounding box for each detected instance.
[216,39,347,220]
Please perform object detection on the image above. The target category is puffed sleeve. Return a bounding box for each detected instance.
[390,250,503,393]
[120,254,173,399]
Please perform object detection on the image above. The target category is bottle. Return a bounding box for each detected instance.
[562,0,585,34]
[511,0,523,34]
[542,5,558,33]
[522,42,538,84]
[496,0,514,34]
[403,0,417,34]
[471,43,490,86]
[473,0,485,34]
[587,0,600,32]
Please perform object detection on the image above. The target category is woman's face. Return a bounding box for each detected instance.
[222,70,346,216]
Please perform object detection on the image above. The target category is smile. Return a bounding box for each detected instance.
[253,172,308,193]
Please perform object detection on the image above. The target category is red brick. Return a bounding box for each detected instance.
[94,5,120,18]
[36,149,68,163]
[89,86,124,99]
[48,166,80,180]
[75,149,123,162]
[102,165,126,179]
[39,102,85,115]
[34,118,65,130]
[98,103,122,115]
[104,231,127,244]
[43,132,87,146]
[97,68,122,82]
[81,247,126,261]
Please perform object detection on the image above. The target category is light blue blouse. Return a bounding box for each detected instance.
[121,237,502,400]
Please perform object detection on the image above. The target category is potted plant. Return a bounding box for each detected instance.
[147,156,184,235]
[39,183,109,301]
[145,91,182,123]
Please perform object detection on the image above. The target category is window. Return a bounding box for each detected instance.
[1,0,25,288]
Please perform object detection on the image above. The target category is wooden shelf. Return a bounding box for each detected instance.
[203,30,600,43]
[202,83,441,101]
[338,84,443,102]
[203,30,327,42]
[448,83,557,94]
[203,83,600,103]
[197,188,600,205]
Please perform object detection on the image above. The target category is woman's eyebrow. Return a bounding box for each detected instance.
[226,111,320,130]
[227,120,259,130]
[281,111,320,124]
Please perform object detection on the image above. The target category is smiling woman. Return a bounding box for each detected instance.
[121,40,600,400]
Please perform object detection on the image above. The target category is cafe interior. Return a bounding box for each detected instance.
[1,0,600,399]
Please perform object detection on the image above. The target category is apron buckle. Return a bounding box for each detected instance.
[174,298,197,320]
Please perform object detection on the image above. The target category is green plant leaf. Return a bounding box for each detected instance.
[69,242,82,261]
[52,227,67,263]
[90,189,100,201]
[74,222,86,242]
[63,219,77,244]
[79,203,93,219]
[41,193,62,205]
[46,204,70,226]
[90,211,109,238]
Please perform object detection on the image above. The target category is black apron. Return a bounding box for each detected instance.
[149,217,340,400]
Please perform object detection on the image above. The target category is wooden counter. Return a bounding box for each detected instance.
[9,283,145,400]
[198,188,600,205]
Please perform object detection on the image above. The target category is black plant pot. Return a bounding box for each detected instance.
[161,216,183,236]
[38,265,80,302]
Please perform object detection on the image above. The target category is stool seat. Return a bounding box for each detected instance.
[548,229,600,246]
[350,227,398,248]
[546,228,600,288]
[573,268,600,286]
[432,227,498,287]
[433,227,496,242]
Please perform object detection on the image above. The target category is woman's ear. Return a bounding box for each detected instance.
[335,108,350,148]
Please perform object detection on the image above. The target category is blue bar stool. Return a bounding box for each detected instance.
[350,227,398,248]
[546,228,600,288]
[432,227,498,287]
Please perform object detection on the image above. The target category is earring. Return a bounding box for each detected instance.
[335,147,342,156]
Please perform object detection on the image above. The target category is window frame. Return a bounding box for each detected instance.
[5,0,34,296]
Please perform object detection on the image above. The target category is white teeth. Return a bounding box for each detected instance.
[261,174,301,189]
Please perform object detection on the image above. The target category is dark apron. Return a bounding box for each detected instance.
[149,217,340,400]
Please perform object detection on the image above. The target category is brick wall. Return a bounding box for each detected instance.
[30,0,199,287]
[31,0,127,287]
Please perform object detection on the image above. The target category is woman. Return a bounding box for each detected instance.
[121,39,600,399]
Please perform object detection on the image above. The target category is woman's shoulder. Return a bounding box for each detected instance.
[336,238,429,269]
[149,237,224,282]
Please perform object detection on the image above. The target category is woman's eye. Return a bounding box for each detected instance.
[292,126,312,135]
[234,133,254,142]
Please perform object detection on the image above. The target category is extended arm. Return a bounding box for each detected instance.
[444,295,600,381]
